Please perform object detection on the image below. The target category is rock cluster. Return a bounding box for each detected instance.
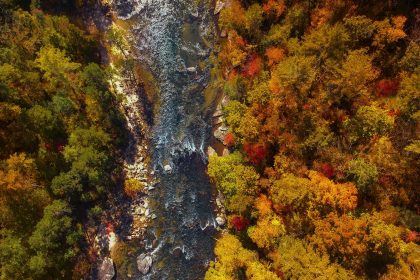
[209,94,230,230]
[215,192,227,230]
[212,95,230,143]
[103,57,158,274]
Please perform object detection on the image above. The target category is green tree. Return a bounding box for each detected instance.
[26,105,57,138]
[63,127,111,184]
[345,105,394,144]
[29,200,80,277]
[0,230,30,280]
[346,158,378,193]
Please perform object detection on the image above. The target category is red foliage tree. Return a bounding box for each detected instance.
[242,55,262,78]
[405,231,419,243]
[223,132,235,147]
[243,142,267,165]
[263,0,286,18]
[387,109,400,117]
[230,215,250,231]
[321,163,335,178]
[377,79,399,97]
[235,35,247,47]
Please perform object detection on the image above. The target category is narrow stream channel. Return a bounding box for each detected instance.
[111,1,217,279]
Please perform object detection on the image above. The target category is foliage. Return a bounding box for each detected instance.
[205,233,280,280]
[124,178,144,198]
[345,105,394,144]
[29,200,80,275]
[208,153,259,213]
[0,5,125,279]
[270,236,355,280]
[346,158,378,193]
[207,0,418,278]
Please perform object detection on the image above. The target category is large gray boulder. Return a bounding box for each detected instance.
[137,253,153,275]
[98,257,115,280]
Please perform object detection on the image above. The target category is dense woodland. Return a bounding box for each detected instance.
[206,0,419,279]
[0,0,127,279]
[1,0,419,279]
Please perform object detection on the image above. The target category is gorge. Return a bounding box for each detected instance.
[108,0,220,279]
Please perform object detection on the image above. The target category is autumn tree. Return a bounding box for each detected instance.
[208,152,259,213]
[270,236,355,280]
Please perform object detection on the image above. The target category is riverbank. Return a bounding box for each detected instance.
[73,1,159,279]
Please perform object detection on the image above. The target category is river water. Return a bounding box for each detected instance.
[111,0,217,279]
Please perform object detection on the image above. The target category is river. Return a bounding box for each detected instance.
[111,0,217,279]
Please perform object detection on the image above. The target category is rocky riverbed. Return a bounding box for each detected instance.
[87,0,232,279]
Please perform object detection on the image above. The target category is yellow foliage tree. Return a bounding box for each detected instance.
[0,153,36,192]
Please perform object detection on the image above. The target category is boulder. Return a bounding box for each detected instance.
[164,164,172,172]
[98,257,115,280]
[137,253,153,275]
[186,67,197,73]
[216,216,225,226]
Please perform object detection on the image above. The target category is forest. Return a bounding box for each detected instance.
[0,0,127,279]
[0,0,419,279]
[206,0,419,279]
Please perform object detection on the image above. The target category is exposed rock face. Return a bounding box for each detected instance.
[214,1,225,15]
[214,125,228,142]
[207,146,217,157]
[137,253,153,275]
[98,257,115,280]
[212,104,223,118]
